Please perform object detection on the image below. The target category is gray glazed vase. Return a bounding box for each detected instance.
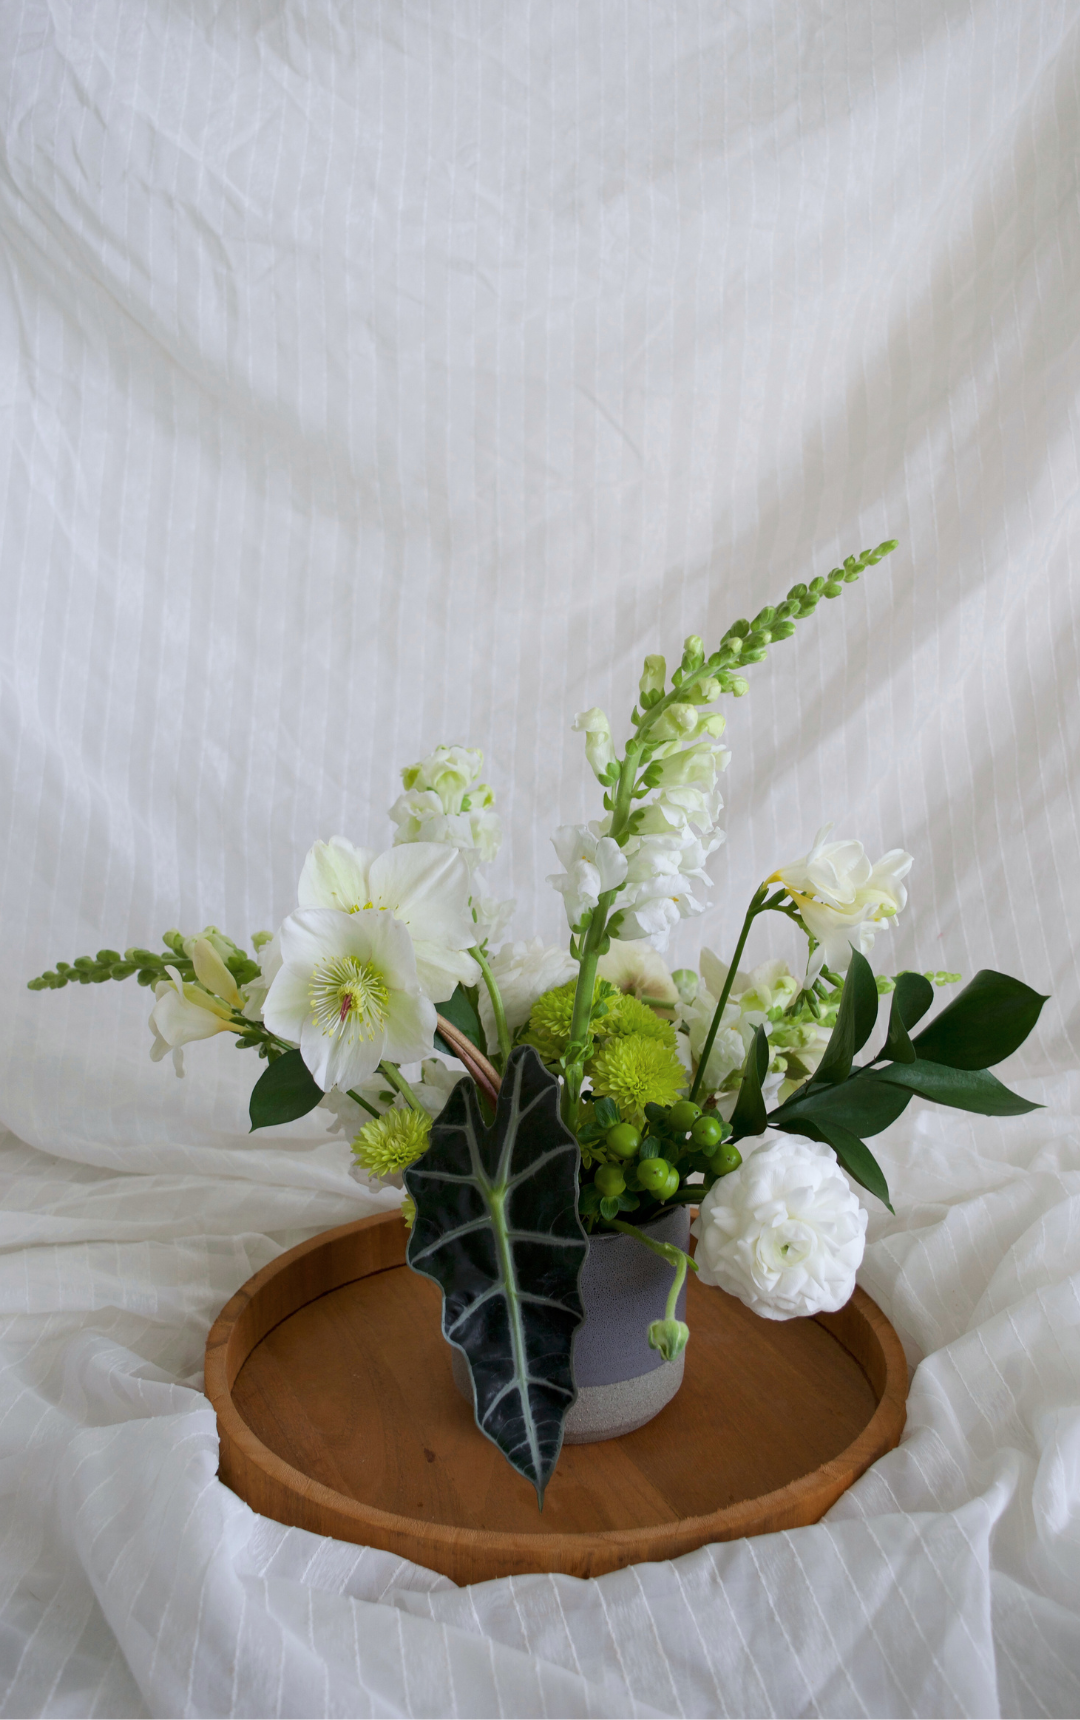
[450,1204,691,1445]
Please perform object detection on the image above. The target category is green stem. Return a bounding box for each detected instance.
[347,1087,380,1120]
[470,944,511,1066]
[608,1218,698,1322]
[378,1061,424,1112]
[687,885,767,1105]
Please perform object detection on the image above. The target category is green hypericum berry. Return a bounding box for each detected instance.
[711,1141,743,1176]
[660,1165,681,1199]
[606,1123,642,1159]
[668,1099,702,1134]
[637,1157,674,1193]
[594,1163,626,1197]
[690,1114,723,1149]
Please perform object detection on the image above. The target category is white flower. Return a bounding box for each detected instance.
[468,884,515,948]
[596,939,678,1004]
[298,837,479,1001]
[692,1135,867,1319]
[389,745,502,868]
[572,707,616,780]
[239,932,282,1021]
[477,937,579,1045]
[262,908,437,1091]
[548,824,628,930]
[148,967,239,1076]
[772,825,913,977]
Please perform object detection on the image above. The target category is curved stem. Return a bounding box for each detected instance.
[470,944,511,1066]
[378,1060,424,1112]
[347,1087,380,1120]
[687,885,767,1104]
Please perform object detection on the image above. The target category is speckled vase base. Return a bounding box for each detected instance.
[449,1205,692,1445]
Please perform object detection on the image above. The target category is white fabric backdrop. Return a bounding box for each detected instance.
[1,3,1079,1714]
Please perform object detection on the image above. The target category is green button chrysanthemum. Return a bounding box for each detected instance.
[351,1106,431,1181]
[586,1033,686,1125]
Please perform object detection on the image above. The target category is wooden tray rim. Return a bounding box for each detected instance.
[205,1210,908,1564]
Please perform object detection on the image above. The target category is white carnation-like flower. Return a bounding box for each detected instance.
[771,824,913,976]
[477,937,578,1046]
[692,1134,867,1319]
[262,908,436,1091]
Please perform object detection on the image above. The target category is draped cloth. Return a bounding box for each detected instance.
[1,4,1078,1714]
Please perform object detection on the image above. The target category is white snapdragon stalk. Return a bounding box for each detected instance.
[547,825,629,931]
[572,708,616,780]
[693,1135,867,1318]
[389,745,502,869]
[263,908,436,1091]
[771,824,913,975]
[298,837,479,1000]
[148,969,240,1075]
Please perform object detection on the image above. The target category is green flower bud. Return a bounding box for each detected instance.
[671,968,698,1003]
[639,654,666,696]
[689,676,721,704]
[823,580,844,598]
[681,635,705,671]
[648,1318,690,1361]
[650,702,699,741]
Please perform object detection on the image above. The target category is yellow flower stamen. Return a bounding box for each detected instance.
[309,956,390,1042]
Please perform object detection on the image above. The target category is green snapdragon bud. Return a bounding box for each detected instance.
[681,635,705,671]
[640,654,666,697]
[671,968,698,1003]
[650,701,699,741]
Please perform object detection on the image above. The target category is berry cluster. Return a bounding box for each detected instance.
[578,1096,743,1224]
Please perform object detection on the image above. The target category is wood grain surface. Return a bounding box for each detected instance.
[205,1211,908,1584]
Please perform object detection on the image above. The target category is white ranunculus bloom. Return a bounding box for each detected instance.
[149,967,239,1075]
[297,837,479,1001]
[572,707,616,780]
[547,824,628,930]
[389,745,502,868]
[692,1135,867,1319]
[263,908,436,1092]
[596,939,678,1004]
[477,937,579,1045]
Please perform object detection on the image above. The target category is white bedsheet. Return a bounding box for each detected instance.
[1,4,1078,1714]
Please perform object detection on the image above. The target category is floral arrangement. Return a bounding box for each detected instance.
[30,539,1047,1503]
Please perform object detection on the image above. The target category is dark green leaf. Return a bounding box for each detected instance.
[404,1046,587,1506]
[910,970,1047,1070]
[770,1074,912,1139]
[433,983,487,1058]
[729,1025,769,1141]
[879,971,934,1063]
[812,950,880,1086]
[794,1118,893,1210]
[866,1058,1041,1117]
[248,1047,324,1131]
[592,1096,620,1130]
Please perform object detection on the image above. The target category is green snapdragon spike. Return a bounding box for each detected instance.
[404,1046,587,1507]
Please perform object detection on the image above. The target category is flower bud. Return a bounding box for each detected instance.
[572,707,616,780]
[650,702,699,741]
[689,676,721,704]
[671,968,698,1003]
[648,1318,690,1361]
[681,635,705,671]
[639,654,666,696]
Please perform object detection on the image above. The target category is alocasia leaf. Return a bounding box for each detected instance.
[403,1045,587,1506]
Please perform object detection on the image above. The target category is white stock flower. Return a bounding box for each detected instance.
[389,745,502,868]
[148,967,239,1076]
[477,937,579,1045]
[298,837,479,1000]
[572,707,616,780]
[772,824,913,976]
[692,1134,867,1319]
[548,824,628,930]
[263,908,436,1092]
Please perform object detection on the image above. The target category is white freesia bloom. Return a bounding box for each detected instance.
[478,938,579,1045]
[298,837,479,1000]
[548,824,628,930]
[693,1135,867,1319]
[263,908,436,1091]
[772,825,914,976]
[389,745,502,868]
[572,707,616,780]
[239,932,282,1021]
[596,939,678,1004]
[681,953,830,1102]
[149,967,239,1075]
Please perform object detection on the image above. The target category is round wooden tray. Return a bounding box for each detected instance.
[205,1210,907,1585]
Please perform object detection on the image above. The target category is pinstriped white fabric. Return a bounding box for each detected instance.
[1,1,1079,1713]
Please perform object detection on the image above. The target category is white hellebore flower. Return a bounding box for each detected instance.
[548,824,628,931]
[148,967,239,1076]
[262,908,436,1091]
[692,1135,867,1319]
[298,837,479,1000]
[477,937,579,1046]
[572,707,616,780]
[771,824,913,976]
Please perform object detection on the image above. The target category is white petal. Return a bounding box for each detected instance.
[367,843,476,946]
[381,990,437,1065]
